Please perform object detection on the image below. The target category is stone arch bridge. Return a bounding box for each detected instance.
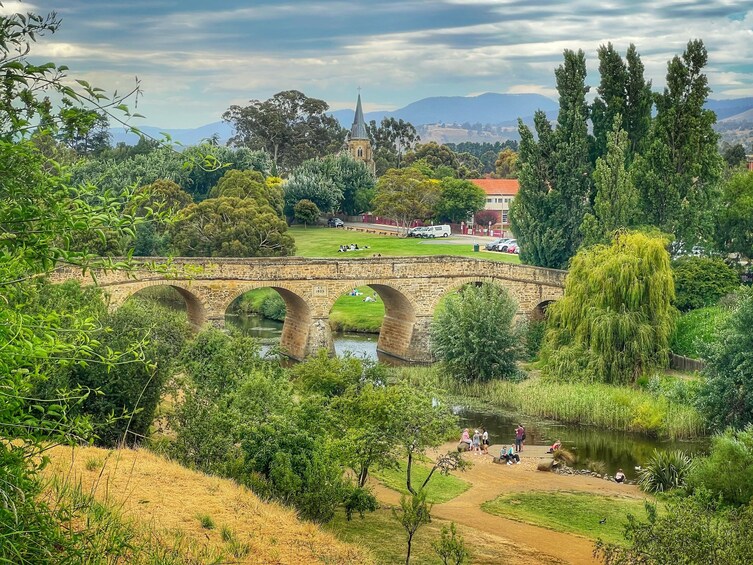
[51,256,566,363]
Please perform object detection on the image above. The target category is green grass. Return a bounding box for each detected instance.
[329,286,385,332]
[671,305,731,358]
[372,461,471,504]
[482,491,653,545]
[326,508,508,565]
[289,226,521,262]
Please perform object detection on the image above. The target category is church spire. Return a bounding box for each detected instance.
[350,93,368,140]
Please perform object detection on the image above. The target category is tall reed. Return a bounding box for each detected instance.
[441,376,705,439]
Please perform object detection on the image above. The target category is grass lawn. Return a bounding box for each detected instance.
[289,226,521,263]
[329,286,385,332]
[325,507,511,565]
[372,461,471,504]
[481,491,653,545]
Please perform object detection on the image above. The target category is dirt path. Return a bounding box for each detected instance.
[371,443,646,565]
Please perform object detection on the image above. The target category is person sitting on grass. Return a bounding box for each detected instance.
[614,469,626,483]
[547,439,562,453]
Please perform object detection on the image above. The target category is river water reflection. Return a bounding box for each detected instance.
[226,311,707,478]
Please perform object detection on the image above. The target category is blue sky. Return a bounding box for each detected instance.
[7,0,753,128]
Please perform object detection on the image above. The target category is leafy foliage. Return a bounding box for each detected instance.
[697,290,753,430]
[688,426,753,506]
[431,283,523,382]
[714,170,753,258]
[373,168,440,234]
[293,198,320,226]
[208,169,284,216]
[543,232,676,384]
[367,117,420,175]
[168,196,294,257]
[637,450,693,493]
[434,178,486,224]
[432,522,469,565]
[594,494,753,564]
[393,491,432,565]
[672,256,740,311]
[223,90,345,174]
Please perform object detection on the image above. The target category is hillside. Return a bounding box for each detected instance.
[43,445,371,564]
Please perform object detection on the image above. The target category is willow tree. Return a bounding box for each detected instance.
[542,231,676,384]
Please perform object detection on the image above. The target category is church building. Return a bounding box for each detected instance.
[347,92,376,174]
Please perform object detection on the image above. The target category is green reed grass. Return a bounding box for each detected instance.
[446,377,705,439]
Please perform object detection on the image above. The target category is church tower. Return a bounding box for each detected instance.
[347,92,375,174]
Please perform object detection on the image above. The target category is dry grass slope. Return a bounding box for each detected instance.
[44,445,372,564]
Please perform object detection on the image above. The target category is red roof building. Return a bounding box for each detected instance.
[469,178,519,226]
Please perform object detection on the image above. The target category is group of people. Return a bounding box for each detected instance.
[338,243,369,252]
[459,428,489,455]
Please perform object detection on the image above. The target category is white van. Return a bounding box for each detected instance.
[423,225,451,238]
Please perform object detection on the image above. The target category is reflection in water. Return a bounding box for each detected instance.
[225,313,407,366]
[456,407,708,479]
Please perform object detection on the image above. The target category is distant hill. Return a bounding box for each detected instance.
[108,95,753,148]
[331,92,558,127]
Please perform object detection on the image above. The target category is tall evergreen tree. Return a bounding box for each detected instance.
[580,116,638,246]
[624,44,653,156]
[511,50,592,269]
[632,40,723,244]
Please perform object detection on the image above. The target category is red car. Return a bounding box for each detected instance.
[507,242,519,254]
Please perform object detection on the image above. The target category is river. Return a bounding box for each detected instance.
[225,311,707,478]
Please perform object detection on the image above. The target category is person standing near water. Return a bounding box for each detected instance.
[481,427,489,455]
[515,424,524,453]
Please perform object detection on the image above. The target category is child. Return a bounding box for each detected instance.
[472,430,481,454]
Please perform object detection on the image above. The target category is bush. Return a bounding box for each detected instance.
[431,283,523,382]
[697,289,753,429]
[637,450,693,493]
[523,319,546,360]
[688,426,753,506]
[670,306,731,358]
[672,256,740,311]
[595,493,753,564]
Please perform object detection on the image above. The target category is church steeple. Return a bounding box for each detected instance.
[347,90,375,174]
[350,93,368,140]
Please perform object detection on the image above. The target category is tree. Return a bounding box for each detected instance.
[404,142,459,171]
[722,142,747,168]
[510,50,592,269]
[394,492,431,565]
[293,199,320,227]
[672,256,740,311]
[697,289,753,430]
[714,171,753,258]
[435,178,486,224]
[284,154,375,216]
[223,90,346,173]
[372,168,440,234]
[367,117,420,174]
[168,197,295,257]
[129,179,193,255]
[431,283,523,381]
[632,40,723,244]
[208,169,284,216]
[623,44,653,156]
[580,116,638,246]
[688,426,753,506]
[433,522,469,565]
[494,148,518,178]
[542,232,676,384]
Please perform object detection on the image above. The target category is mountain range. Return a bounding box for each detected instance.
[109,93,753,147]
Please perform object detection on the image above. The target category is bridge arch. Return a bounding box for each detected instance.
[111,281,207,329]
[221,283,313,361]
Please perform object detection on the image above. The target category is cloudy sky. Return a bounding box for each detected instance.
[8,0,753,128]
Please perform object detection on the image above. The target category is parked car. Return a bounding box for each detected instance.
[485,237,510,251]
[421,225,451,238]
[507,242,519,254]
[498,239,516,252]
[327,217,344,228]
[407,226,428,237]
[492,238,514,252]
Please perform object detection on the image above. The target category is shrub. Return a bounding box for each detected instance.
[552,447,575,465]
[672,256,740,311]
[688,426,753,506]
[431,283,523,382]
[523,319,547,360]
[670,306,731,358]
[637,450,693,493]
[432,522,469,565]
[697,289,753,429]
